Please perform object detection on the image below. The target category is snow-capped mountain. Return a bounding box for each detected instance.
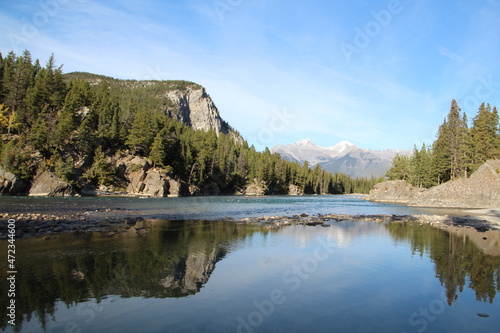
[271,139,411,178]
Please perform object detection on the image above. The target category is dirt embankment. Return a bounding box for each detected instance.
[369,160,500,209]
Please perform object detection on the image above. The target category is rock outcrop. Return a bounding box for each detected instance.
[0,169,28,195]
[409,160,500,208]
[369,180,424,204]
[29,171,77,197]
[127,168,170,197]
[243,179,268,196]
[369,160,500,209]
[117,155,191,197]
[166,87,230,137]
[288,184,304,196]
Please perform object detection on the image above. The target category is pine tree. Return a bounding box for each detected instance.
[126,108,158,155]
[469,103,500,171]
[446,100,468,180]
[150,129,168,167]
[84,146,115,186]
[386,153,411,181]
[4,51,37,126]
[0,52,4,103]
[431,120,450,184]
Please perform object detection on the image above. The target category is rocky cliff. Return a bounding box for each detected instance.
[65,72,242,142]
[369,160,500,209]
[165,86,230,137]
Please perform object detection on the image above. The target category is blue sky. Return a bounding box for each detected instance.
[1,0,499,151]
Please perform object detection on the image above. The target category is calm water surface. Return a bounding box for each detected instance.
[1,196,499,332]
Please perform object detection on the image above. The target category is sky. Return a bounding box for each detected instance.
[1,0,499,151]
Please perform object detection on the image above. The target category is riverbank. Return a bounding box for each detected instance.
[2,208,499,239]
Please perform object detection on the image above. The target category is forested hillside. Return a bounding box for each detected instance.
[386,100,500,188]
[0,50,378,195]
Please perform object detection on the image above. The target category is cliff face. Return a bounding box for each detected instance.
[369,160,500,209]
[165,87,230,137]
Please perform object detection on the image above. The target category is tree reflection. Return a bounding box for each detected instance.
[385,222,500,305]
[0,220,269,331]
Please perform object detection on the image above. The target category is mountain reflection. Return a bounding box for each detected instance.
[1,220,500,331]
[0,220,267,330]
[385,222,500,305]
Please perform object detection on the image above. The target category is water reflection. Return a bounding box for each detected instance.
[0,220,499,332]
[385,223,500,305]
[0,220,271,331]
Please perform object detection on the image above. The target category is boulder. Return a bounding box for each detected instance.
[126,167,190,197]
[167,177,190,197]
[369,180,424,204]
[189,185,203,196]
[0,169,28,195]
[29,171,77,197]
[288,184,304,196]
[126,168,169,197]
[243,179,268,196]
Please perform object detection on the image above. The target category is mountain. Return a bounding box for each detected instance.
[0,51,381,197]
[63,72,242,141]
[271,139,411,178]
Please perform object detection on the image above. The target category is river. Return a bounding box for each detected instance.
[0,195,499,332]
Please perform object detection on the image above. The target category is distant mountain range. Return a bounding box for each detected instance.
[271,139,411,178]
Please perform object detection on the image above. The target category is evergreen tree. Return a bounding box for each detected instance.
[446,100,468,180]
[386,153,411,181]
[84,146,115,186]
[0,52,4,103]
[469,103,500,171]
[126,108,158,155]
[150,129,168,168]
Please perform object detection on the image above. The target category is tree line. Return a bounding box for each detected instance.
[386,99,500,188]
[0,50,379,195]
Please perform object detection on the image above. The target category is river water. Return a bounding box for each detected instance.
[0,196,499,332]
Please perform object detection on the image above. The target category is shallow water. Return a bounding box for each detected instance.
[0,195,466,220]
[1,215,499,332]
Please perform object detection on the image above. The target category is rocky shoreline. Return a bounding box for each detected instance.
[2,210,499,240]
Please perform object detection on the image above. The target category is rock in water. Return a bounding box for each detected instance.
[29,171,77,197]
